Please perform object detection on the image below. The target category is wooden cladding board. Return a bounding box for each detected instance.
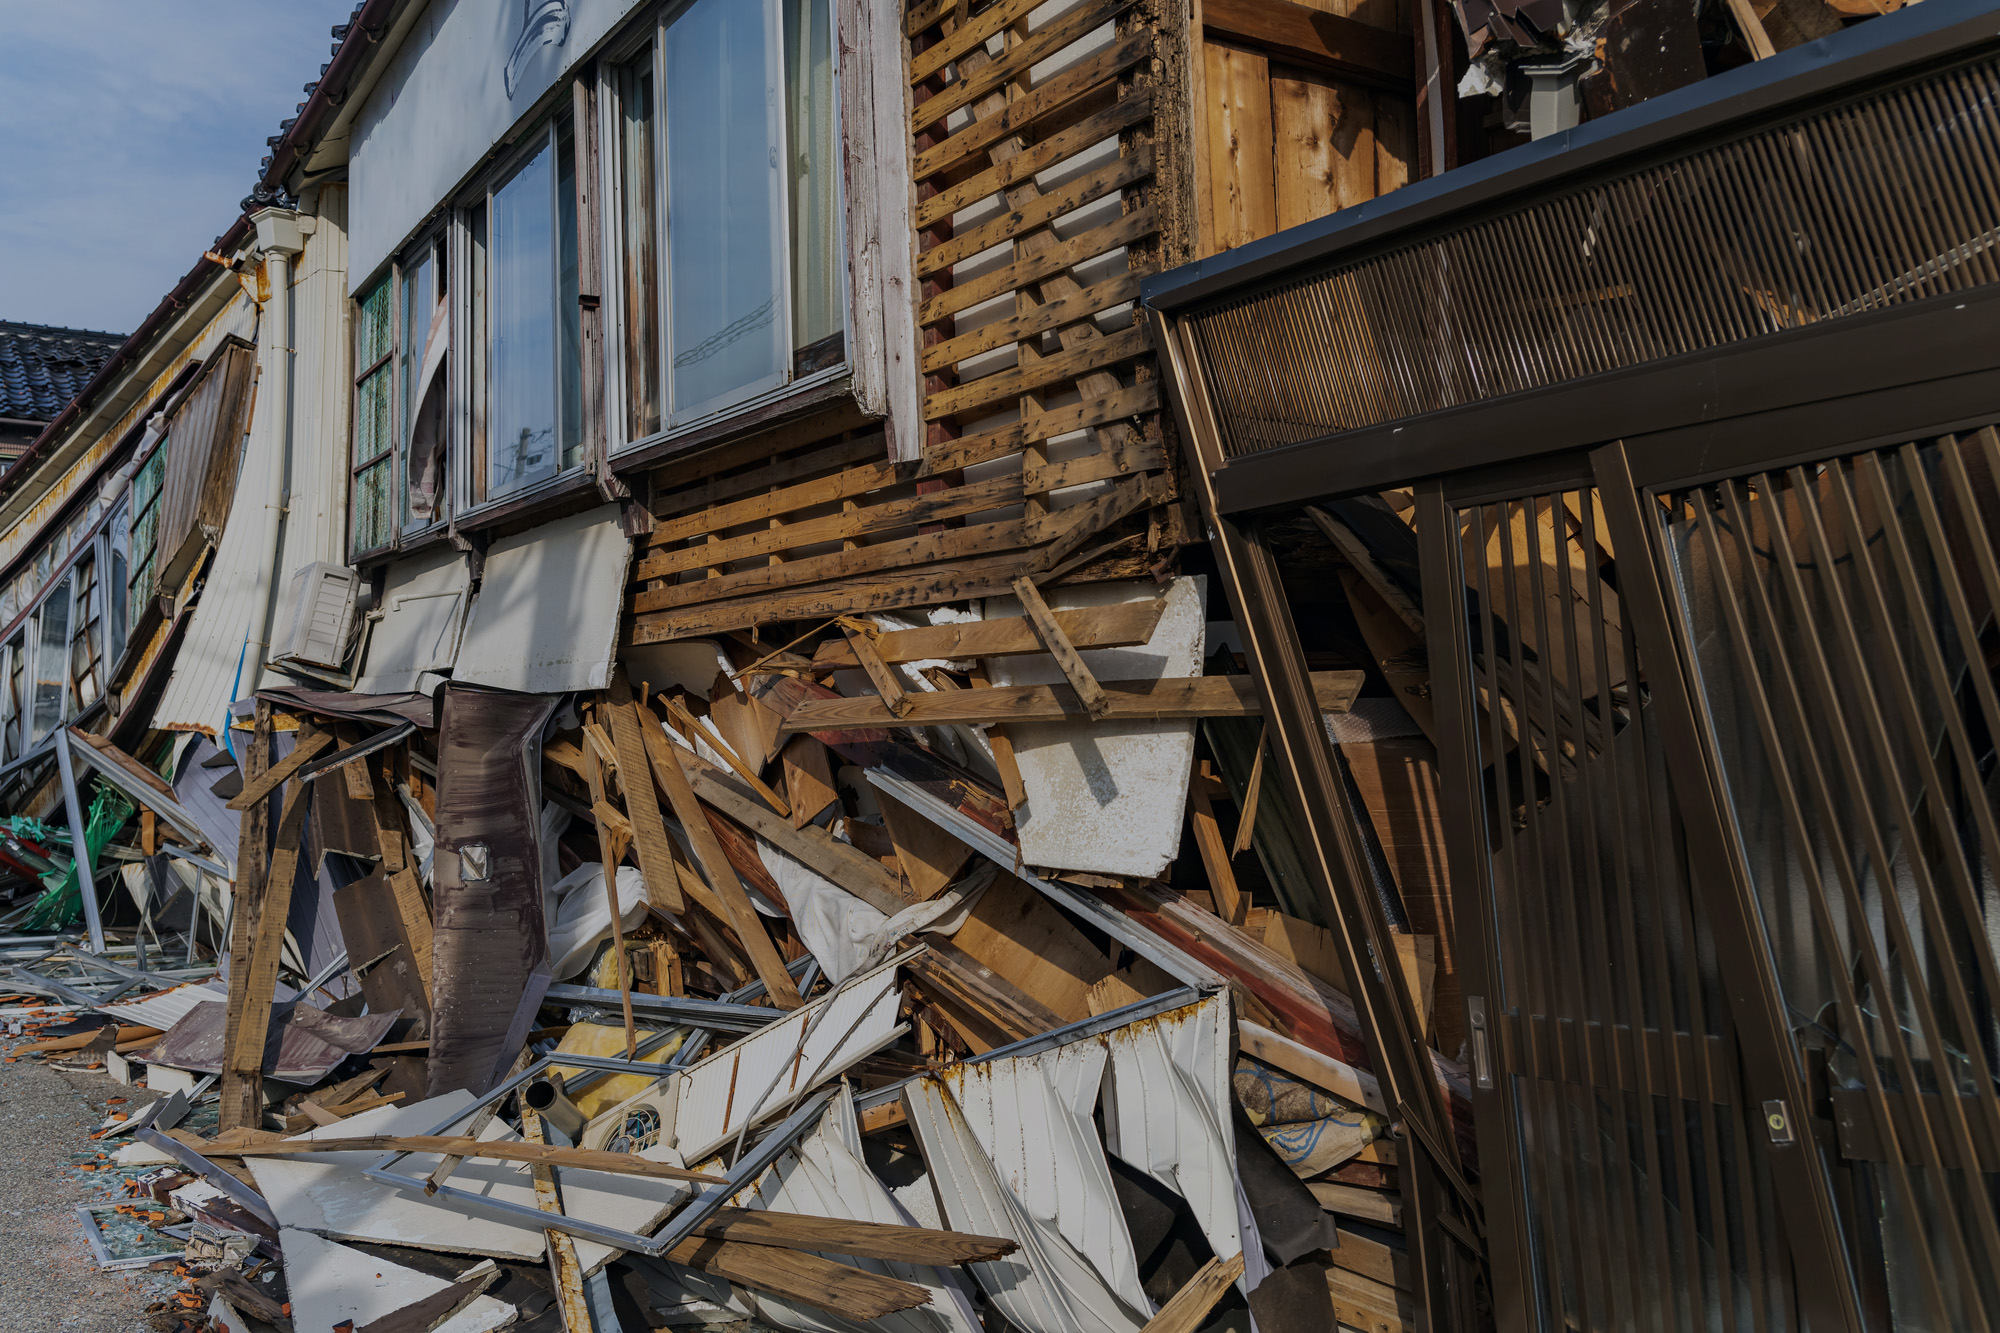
[627,0,1179,642]
[1201,20,1416,258]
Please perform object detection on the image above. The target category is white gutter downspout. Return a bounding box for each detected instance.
[246,208,305,692]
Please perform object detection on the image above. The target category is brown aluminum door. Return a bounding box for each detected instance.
[1598,428,2000,1332]
[1421,472,1845,1333]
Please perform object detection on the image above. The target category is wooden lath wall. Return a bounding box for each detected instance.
[627,0,1185,645]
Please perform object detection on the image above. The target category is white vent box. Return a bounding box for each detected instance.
[272,562,360,670]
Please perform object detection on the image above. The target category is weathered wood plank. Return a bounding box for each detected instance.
[782,670,1366,730]
[912,0,1142,133]
[925,323,1150,421]
[1204,43,1277,253]
[810,597,1165,668]
[917,381,1159,477]
[916,149,1154,278]
[914,93,1153,230]
[1204,0,1416,85]
[607,671,689,914]
[922,272,1144,374]
[919,205,1157,325]
[910,31,1153,179]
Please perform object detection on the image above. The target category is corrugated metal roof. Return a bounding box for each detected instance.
[0,321,126,423]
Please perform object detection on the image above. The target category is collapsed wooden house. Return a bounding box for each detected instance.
[0,0,1989,1330]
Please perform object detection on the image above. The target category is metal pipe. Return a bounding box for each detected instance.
[243,211,305,693]
[54,733,104,953]
[523,1075,588,1142]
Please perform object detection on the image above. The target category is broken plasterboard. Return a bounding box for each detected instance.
[452,504,631,694]
[986,576,1205,877]
[280,1227,516,1333]
[246,1091,684,1272]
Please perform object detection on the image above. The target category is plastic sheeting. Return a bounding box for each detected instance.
[545,862,649,980]
[758,840,993,983]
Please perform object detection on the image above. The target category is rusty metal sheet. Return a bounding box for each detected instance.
[426,685,560,1098]
[256,686,437,730]
[147,998,400,1084]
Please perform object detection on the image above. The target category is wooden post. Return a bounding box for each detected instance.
[218,702,273,1130]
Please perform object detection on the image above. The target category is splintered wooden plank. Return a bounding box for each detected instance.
[1187,760,1246,924]
[877,788,973,902]
[916,149,1154,277]
[225,730,332,811]
[607,670,688,913]
[916,381,1159,477]
[640,711,804,1008]
[844,627,913,717]
[225,783,312,1084]
[906,935,1065,1048]
[649,434,890,528]
[1203,0,1416,85]
[912,32,1153,179]
[925,324,1151,423]
[919,205,1158,325]
[1205,43,1277,254]
[923,272,1144,375]
[782,670,1366,730]
[218,702,274,1131]
[912,0,1142,134]
[1142,1254,1247,1333]
[915,92,1153,230]
[666,695,790,817]
[638,472,1024,580]
[812,598,1166,669]
[909,0,1043,84]
[781,736,840,829]
[1010,576,1110,717]
[645,457,898,548]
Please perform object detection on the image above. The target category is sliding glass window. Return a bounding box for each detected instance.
[466,117,583,508]
[351,277,394,555]
[612,0,843,446]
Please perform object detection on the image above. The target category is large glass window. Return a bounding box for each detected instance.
[2,636,22,763]
[31,575,70,743]
[615,0,843,443]
[68,552,101,712]
[470,118,583,508]
[127,436,167,624]
[352,278,395,554]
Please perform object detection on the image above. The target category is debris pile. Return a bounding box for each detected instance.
[5,572,1467,1333]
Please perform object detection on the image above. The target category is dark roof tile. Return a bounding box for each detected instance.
[0,320,128,425]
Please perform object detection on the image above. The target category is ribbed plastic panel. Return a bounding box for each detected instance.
[1185,54,2000,459]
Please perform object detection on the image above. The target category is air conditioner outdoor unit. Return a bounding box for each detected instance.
[271,562,360,671]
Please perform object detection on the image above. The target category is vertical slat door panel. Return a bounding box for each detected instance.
[1643,429,2000,1332]
[1426,480,1806,1332]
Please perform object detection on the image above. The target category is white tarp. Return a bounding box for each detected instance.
[452,504,630,694]
[355,545,473,694]
[986,576,1205,878]
[349,0,649,286]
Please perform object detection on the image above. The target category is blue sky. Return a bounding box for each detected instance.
[0,0,358,335]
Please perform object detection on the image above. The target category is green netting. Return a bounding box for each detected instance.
[22,781,136,930]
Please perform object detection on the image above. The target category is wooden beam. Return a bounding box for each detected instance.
[640,713,804,1008]
[606,671,688,914]
[1141,1253,1247,1333]
[224,729,332,811]
[781,671,1366,731]
[666,696,791,818]
[1230,724,1267,858]
[223,779,311,1124]
[843,626,912,717]
[1188,760,1247,925]
[966,672,1027,811]
[1203,0,1415,87]
[1010,577,1110,717]
[581,717,639,1055]
[219,701,272,1132]
[781,736,839,829]
[691,1209,1017,1265]
[810,599,1166,669]
[211,1132,728,1185]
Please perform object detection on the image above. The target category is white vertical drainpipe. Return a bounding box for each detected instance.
[247,208,306,691]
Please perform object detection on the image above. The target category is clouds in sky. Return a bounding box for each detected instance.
[0,0,358,334]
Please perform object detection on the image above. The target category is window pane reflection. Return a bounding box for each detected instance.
[489,139,558,499]
[665,0,787,419]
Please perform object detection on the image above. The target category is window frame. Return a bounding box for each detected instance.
[598,0,852,461]
[452,113,587,522]
[350,275,397,559]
